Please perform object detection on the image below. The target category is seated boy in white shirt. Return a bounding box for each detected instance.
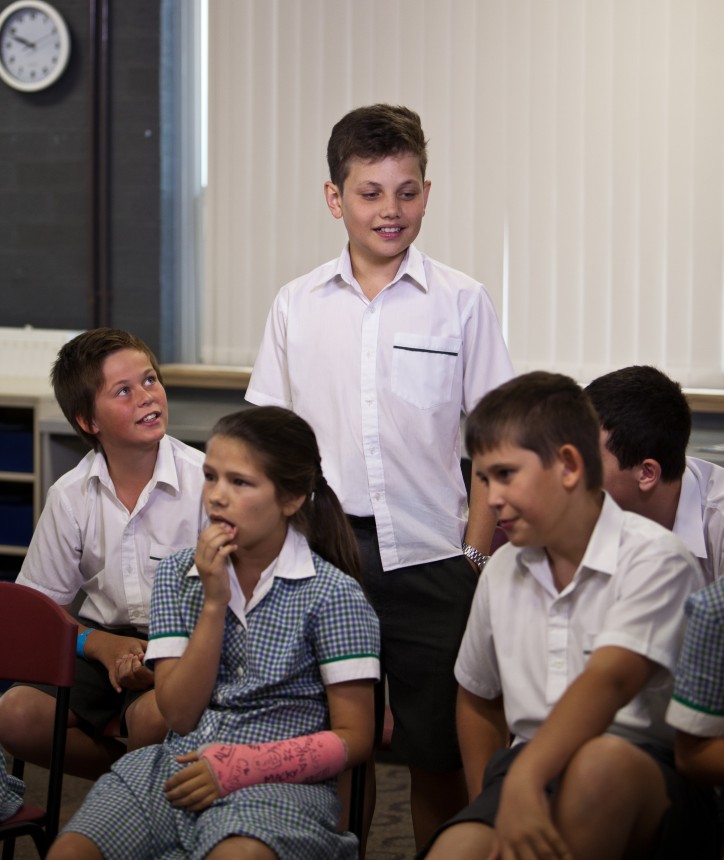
[0,328,206,779]
[586,364,724,583]
[421,371,719,860]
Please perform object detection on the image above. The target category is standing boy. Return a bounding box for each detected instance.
[422,371,718,860]
[245,104,514,845]
[586,364,724,583]
[0,329,206,779]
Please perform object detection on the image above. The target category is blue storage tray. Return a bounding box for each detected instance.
[0,500,33,546]
[0,429,33,473]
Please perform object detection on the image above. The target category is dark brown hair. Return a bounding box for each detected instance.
[466,371,603,491]
[52,328,163,451]
[327,103,428,190]
[585,365,690,482]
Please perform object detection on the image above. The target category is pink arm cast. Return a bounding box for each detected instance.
[199,731,348,797]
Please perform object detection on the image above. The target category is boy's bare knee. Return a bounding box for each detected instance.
[0,686,54,749]
[425,821,496,860]
[124,690,167,750]
[558,735,667,814]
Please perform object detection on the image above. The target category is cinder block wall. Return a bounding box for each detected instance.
[0,0,162,355]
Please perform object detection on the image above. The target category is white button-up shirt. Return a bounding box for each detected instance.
[17,435,206,633]
[456,493,705,750]
[672,456,724,583]
[246,244,514,570]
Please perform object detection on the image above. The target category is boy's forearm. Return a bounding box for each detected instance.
[457,687,508,800]
[675,732,724,784]
[509,646,654,788]
[464,478,497,557]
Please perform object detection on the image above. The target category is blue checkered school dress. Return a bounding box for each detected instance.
[62,540,380,859]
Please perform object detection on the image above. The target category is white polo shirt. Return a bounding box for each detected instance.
[17,435,207,633]
[455,493,705,750]
[672,456,724,583]
[245,244,514,570]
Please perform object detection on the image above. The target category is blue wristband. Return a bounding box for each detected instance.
[76,628,93,657]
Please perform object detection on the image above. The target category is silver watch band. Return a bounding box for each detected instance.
[462,543,491,571]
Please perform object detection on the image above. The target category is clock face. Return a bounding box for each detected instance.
[0,2,70,91]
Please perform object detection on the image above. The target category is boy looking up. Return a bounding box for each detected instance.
[422,371,718,860]
[586,365,724,583]
[0,329,206,779]
[245,104,514,846]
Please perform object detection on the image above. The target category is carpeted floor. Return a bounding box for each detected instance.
[6,756,417,859]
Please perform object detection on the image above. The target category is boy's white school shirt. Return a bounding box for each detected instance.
[455,493,706,751]
[672,455,724,584]
[245,244,514,571]
[16,435,206,633]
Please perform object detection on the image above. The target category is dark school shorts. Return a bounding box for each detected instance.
[418,741,721,860]
[350,519,478,773]
[14,622,150,739]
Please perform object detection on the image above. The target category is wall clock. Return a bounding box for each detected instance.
[0,1,70,92]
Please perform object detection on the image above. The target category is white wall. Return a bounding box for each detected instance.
[203,0,724,388]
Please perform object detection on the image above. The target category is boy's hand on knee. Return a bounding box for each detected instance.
[115,652,154,691]
[164,751,220,812]
[491,772,572,860]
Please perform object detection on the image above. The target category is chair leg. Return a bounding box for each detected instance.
[1,836,16,860]
[348,762,367,845]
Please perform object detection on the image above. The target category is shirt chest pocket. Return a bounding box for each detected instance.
[391,333,461,409]
[146,543,177,579]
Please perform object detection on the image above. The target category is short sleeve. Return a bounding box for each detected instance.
[455,564,501,700]
[667,584,724,736]
[145,548,196,665]
[312,575,380,685]
[245,288,293,408]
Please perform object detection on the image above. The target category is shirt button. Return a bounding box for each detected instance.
[368,306,376,314]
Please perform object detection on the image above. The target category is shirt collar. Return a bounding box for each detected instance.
[84,436,181,494]
[185,527,317,627]
[672,464,707,559]
[518,492,621,595]
[332,244,428,294]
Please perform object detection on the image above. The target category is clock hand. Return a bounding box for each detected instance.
[12,35,36,49]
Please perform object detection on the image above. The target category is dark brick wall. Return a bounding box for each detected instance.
[0,0,163,355]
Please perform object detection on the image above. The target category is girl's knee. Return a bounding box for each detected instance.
[47,833,103,860]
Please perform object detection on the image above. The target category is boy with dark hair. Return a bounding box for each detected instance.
[421,371,718,860]
[586,365,724,583]
[245,103,514,846]
[0,328,206,779]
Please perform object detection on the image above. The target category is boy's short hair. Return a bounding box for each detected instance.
[326,103,428,190]
[52,328,163,451]
[466,371,603,491]
[585,365,690,483]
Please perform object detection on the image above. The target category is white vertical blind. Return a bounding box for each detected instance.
[202,0,724,388]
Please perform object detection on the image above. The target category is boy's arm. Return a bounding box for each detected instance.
[675,732,724,783]
[464,477,497,565]
[457,686,508,801]
[494,645,655,857]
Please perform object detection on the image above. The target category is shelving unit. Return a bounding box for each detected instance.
[0,381,55,582]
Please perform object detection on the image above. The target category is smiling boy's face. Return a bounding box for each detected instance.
[475,441,569,548]
[80,348,167,454]
[324,152,430,273]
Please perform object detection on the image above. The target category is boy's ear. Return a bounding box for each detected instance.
[324,181,344,220]
[637,459,662,493]
[422,179,431,213]
[558,444,584,489]
[76,415,99,437]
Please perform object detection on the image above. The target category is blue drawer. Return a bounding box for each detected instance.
[0,429,33,473]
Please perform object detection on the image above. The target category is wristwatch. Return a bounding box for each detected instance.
[463,543,491,572]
